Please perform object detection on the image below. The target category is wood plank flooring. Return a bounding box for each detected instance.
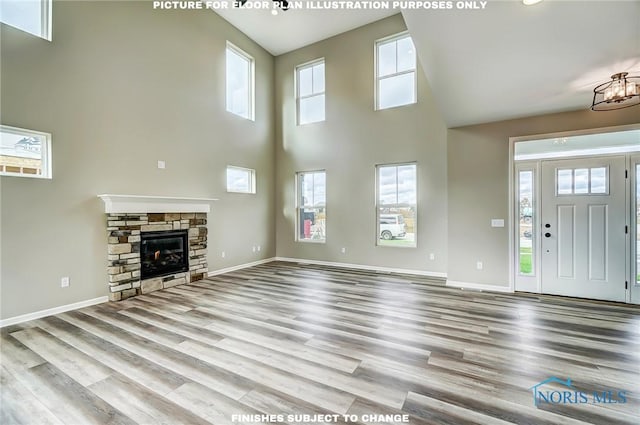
[2,261,639,424]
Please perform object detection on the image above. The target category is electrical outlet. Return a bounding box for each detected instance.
[257,245,261,252]
[157,160,165,169]
[252,246,256,253]
[61,276,70,288]
[221,251,226,258]
[476,261,483,270]
[341,247,346,254]
[429,253,435,260]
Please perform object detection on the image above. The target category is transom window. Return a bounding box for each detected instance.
[0,125,52,179]
[375,33,416,110]
[556,167,608,195]
[226,42,254,120]
[296,171,326,242]
[376,163,417,247]
[0,0,51,40]
[226,166,256,194]
[296,59,325,125]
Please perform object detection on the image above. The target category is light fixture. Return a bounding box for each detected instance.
[523,0,543,5]
[591,72,640,111]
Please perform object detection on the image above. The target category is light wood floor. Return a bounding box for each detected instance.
[2,262,639,425]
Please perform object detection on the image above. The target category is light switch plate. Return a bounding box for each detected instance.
[491,219,505,227]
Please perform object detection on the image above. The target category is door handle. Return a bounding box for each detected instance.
[544,232,551,238]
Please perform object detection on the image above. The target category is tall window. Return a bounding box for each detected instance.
[296,59,325,125]
[226,166,256,194]
[376,163,417,247]
[0,0,51,40]
[297,171,326,242]
[518,170,534,275]
[226,42,254,120]
[0,125,52,179]
[375,33,416,110]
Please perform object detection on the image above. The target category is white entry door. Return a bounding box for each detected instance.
[540,156,627,302]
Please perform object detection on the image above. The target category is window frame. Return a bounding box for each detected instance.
[225,41,255,121]
[0,0,52,41]
[374,31,417,111]
[375,162,418,248]
[295,170,327,243]
[295,58,326,125]
[0,124,52,179]
[226,165,256,194]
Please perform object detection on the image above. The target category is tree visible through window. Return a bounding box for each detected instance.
[376,163,416,247]
[297,171,326,242]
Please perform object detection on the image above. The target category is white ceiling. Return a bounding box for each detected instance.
[214,1,640,127]
[213,2,397,56]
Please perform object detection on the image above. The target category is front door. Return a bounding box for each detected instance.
[540,156,627,302]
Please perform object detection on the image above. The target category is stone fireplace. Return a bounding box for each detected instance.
[98,195,217,301]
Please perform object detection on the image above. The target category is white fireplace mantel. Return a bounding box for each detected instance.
[98,194,218,213]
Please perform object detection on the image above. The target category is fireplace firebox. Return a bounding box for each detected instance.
[140,230,189,280]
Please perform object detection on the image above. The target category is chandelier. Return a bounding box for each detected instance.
[591,72,640,111]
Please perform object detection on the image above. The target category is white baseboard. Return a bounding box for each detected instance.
[446,280,513,293]
[0,296,109,328]
[274,257,447,279]
[207,257,277,277]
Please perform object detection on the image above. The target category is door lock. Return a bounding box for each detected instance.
[544,232,551,238]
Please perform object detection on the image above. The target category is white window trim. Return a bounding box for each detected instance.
[225,41,255,121]
[296,170,326,243]
[295,58,325,126]
[0,0,52,41]
[226,165,256,194]
[375,162,418,248]
[374,31,417,111]
[0,124,52,179]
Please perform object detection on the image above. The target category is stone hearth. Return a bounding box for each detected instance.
[98,194,217,302]
[106,212,208,301]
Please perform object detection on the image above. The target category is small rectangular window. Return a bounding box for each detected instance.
[0,0,51,40]
[556,167,609,195]
[0,125,52,179]
[226,42,254,120]
[296,171,326,242]
[226,166,256,194]
[375,33,416,110]
[296,59,325,125]
[376,163,417,247]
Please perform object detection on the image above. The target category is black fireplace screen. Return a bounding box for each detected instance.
[140,230,189,280]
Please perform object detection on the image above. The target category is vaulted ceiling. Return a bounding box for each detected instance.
[214,1,640,127]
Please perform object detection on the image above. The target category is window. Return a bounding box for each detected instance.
[226,166,255,194]
[376,163,416,247]
[518,170,534,276]
[556,167,608,195]
[375,33,416,110]
[0,125,51,178]
[296,59,325,125]
[0,0,51,40]
[296,171,326,242]
[226,42,254,120]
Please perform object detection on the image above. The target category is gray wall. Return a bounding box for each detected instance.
[448,108,640,287]
[274,14,449,274]
[0,1,276,319]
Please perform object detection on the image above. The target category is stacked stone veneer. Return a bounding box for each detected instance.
[106,212,208,301]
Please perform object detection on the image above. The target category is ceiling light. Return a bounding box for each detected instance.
[591,72,640,111]
[523,0,543,5]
